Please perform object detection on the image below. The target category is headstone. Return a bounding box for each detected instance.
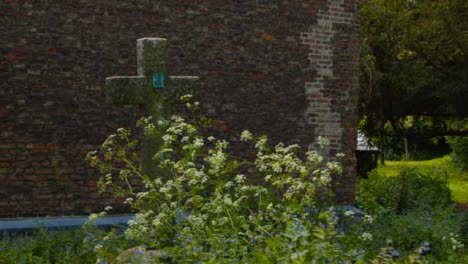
[105,38,200,178]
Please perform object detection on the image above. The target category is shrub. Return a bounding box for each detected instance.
[356,169,452,214]
[356,168,466,262]
[370,207,464,261]
[85,96,467,263]
[446,136,468,169]
[87,113,355,263]
[0,228,96,264]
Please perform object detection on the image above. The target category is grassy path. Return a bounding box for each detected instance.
[376,156,468,204]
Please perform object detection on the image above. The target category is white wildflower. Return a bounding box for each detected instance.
[193,138,204,148]
[224,181,234,189]
[307,151,323,164]
[317,136,330,149]
[344,210,355,217]
[361,232,373,241]
[449,233,464,250]
[240,130,253,141]
[272,163,282,173]
[89,213,100,222]
[180,94,193,101]
[162,134,173,143]
[235,174,246,184]
[363,213,374,224]
[255,138,268,151]
[94,244,103,251]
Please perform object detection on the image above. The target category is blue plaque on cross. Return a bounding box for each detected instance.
[152,72,165,89]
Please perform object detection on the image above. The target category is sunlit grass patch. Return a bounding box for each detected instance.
[376,156,468,204]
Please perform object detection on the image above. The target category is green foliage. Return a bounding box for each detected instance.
[370,207,464,261]
[6,117,465,263]
[375,156,468,204]
[357,169,452,215]
[85,95,466,262]
[356,167,467,262]
[359,0,468,151]
[88,110,355,262]
[0,228,96,264]
[447,136,468,169]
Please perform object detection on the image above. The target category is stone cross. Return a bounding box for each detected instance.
[105,38,200,178]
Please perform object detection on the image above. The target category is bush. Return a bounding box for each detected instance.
[85,96,467,263]
[356,168,466,262]
[446,136,468,169]
[87,114,355,263]
[370,207,464,261]
[0,228,96,264]
[356,169,452,214]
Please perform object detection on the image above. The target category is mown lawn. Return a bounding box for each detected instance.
[376,156,468,204]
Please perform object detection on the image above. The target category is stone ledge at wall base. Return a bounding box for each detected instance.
[0,215,134,235]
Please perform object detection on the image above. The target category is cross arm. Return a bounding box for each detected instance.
[105,76,148,105]
[166,76,200,98]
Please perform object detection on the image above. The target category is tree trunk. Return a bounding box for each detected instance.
[404,138,409,160]
[380,146,385,166]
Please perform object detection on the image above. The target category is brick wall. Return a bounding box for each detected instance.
[0,0,361,217]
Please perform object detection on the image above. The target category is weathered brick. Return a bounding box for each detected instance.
[0,144,16,149]
[0,168,13,174]
[0,162,11,167]
[1,0,360,217]
[36,168,55,174]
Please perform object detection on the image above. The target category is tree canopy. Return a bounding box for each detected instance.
[359,0,468,142]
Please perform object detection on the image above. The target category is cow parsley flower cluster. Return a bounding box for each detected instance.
[88,110,356,262]
[87,96,461,263]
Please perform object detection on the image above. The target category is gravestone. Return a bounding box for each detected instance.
[105,38,200,178]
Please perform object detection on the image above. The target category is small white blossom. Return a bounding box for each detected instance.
[449,233,464,250]
[255,138,268,152]
[193,138,204,148]
[89,213,100,221]
[363,213,374,224]
[336,152,345,158]
[94,244,103,251]
[235,174,246,184]
[317,136,330,149]
[240,130,253,141]
[344,210,355,217]
[162,134,173,143]
[361,232,373,241]
[224,181,234,189]
[180,94,193,101]
[307,151,323,165]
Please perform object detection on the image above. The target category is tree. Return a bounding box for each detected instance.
[359,0,468,159]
